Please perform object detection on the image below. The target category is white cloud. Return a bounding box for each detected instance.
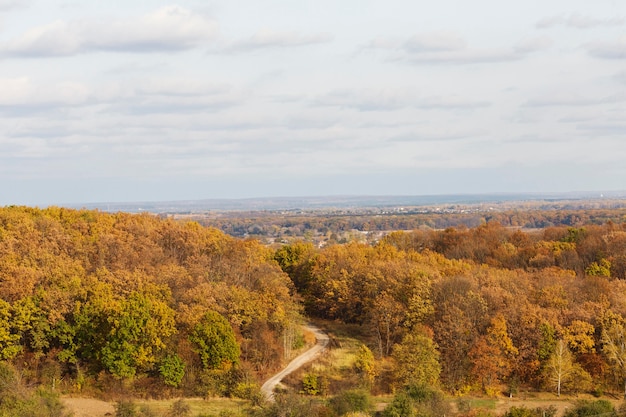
[1,5,217,57]
[586,37,626,60]
[514,36,553,53]
[0,0,29,11]
[536,13,625,29]
[403,32,466,53]
[400,49,521,65]
[0,77,90,108]
[367,32,535,65]
[524,91,626,107]
[224,29,333,52]
[313,89,490,111]
[389,128,485,142]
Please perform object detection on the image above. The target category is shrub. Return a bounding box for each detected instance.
[564,400,615,417]
[328,389,373,416]
[166,399,191,417]
[114,400,137,417]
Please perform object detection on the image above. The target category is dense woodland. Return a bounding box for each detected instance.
[0,206,300,403]
[2,206,626,416]
[276,219,626,399]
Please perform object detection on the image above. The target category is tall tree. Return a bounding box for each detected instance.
[602,319,626,397]
[545,339,573,397]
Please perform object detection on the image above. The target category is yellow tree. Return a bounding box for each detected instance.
[545,339,573,397]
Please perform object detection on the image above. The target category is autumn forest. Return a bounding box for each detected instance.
[1,205,626,416]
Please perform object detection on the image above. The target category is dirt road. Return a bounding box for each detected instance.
[260,324,329,401]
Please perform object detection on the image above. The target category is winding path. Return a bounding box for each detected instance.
[260,324,329,401]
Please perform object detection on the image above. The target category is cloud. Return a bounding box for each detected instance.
[313,89,490,111]
[135,78,231,97]
[389,128,485,142]
[403,32,466,53]
[0,77,91,112]
[586,37,626,60]
[524,91,626,107]
[0,5,217,57]
[576,123,626,136]
[514,36,553,53]
[0,0,29,11]
[366,32,533,65]
[223,29,333,53]
[0,76,242,118]
[536,13,625,29]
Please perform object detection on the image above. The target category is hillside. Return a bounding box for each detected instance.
[1,206,626,416]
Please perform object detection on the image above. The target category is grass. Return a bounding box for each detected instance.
[469,398,497,409]
[133,397,249,416]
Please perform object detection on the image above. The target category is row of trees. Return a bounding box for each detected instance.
[0,206,301,396]
[199,207,626,238]
[275,224,626,396]
[383,222,626,278]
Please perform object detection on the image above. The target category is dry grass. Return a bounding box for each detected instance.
[63,396,249,417]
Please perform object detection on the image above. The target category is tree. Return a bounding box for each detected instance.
[189,310,240,370]
[354,344,377,387]
[0,300,21,360]
[564,320,595,355]
[101,291,176,379]
[159,354,185,387]
[602,319,626,397]
[392,332,440,388]
[545,340,573,397]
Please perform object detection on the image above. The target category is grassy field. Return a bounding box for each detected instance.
[63,396,249,417]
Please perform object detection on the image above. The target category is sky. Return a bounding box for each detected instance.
[0,0,625,206]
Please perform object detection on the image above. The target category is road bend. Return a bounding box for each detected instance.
[260,324,329,401]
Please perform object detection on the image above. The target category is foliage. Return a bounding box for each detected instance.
[0,207,300,393]
[392,332,441,388]
[0,362,71,417]
[159,354,185,387]
[328,389,373,416]
[563,400,616,417]
[353,344,376,387]
[382,384,449,417]
[114,400,137,417]
[166,399,191,417]
[502,406,557,417]
[301,373,319,395]
[190,311,240,370]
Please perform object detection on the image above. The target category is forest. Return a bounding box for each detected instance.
[1,205,626,416]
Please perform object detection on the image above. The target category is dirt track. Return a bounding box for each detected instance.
[260,324,329,401]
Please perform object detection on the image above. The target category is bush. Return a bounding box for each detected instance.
[564,400,615,417]
[166,399,191,417]
[503,406,558,417]
[328,389,373,416]
[114,400,137,417]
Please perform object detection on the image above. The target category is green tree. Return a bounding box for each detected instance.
[189,311,240,370]
[159,354,185,387]
[392,332,440,387]
[0,300,21,360]
[101,291,176,379]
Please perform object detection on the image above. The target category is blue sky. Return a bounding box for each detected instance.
[1,0,625,205]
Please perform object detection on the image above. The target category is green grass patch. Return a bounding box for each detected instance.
[470,398,497,409]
